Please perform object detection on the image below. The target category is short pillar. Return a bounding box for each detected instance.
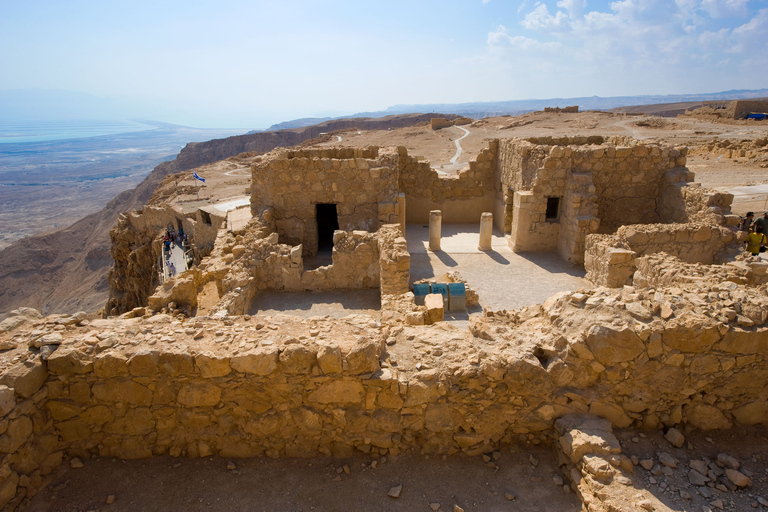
[478,212,493,251]
[428,210,442,251]
[398,193,406,235]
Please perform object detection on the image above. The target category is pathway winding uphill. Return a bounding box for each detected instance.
[435,125,471,175]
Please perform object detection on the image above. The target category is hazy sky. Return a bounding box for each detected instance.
[1,0,766,128]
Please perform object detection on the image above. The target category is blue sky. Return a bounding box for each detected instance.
[1,0,766,128]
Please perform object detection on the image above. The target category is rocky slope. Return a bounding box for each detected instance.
[0,113,452,320]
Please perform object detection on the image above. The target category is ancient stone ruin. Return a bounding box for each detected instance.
[2,134,767,511]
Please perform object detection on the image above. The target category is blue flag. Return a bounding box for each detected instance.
[193,171,206,183]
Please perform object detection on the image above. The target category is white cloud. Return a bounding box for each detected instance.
[488,25,562,51]
[478,0,768,98]
[701,0,750,18]
[522,4,570,31]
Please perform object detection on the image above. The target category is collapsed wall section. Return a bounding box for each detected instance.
[585,223,738,288]
[398,142,499,225]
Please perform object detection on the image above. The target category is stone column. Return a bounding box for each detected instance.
[478,212,493,251]
[429,210,442,251]
[398,193,406,235]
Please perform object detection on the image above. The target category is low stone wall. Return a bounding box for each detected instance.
[585,223,738,287]
[2,282,768,508]
[2,280,768,508]
[617,223,735,263]
[634,252,768,289]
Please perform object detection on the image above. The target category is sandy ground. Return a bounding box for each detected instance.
[26,447,582,512]
[25,427,768,512]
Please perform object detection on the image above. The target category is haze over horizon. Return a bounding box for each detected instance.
[1,0,766,130]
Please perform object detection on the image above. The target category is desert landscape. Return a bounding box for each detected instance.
[1,99,768,512]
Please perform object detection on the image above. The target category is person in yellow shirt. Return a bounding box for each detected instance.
[746,225,767,256]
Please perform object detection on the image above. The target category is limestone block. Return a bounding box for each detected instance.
[93,351,129,378]
[194,352,231,378]
[128,350,159,376]
[80,405,114,425]
[177,381,222,407]
[55,418,90,442]
[317,343,343,374]
[0,472,19,509]
[46,346,94,375]
[555,414,621,464]
[585,325,644,365]
[45,400,81,421]
[0,385,16,417]
[105,408,155,436]
[662,318,720,352]
[0,360,47,398]
[730,401,768,425]
[343,337,381,375]
[0,416,33,453]
[92,378,153,406]
[425,403,462,433]
[230,346,279,375]
[279,344,317,374]
[683,403,732,430]
[308,380,364,404]
[588,402,633,428]
[405,312,425,325]
[159,351,194,376]
[424,294,444,324]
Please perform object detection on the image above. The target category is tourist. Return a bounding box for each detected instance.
[169,262,176,276]
[754,211,768,233]
[740,212,754,232]
[745,225,767,256]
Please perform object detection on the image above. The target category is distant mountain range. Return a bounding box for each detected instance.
[261,88,768,131]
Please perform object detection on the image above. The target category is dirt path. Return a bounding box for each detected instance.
[449,125,470,164]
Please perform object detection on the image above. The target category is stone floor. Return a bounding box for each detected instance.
[406,223,591,312]
[248,290,381,319]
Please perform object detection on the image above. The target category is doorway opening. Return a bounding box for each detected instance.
[316,203,339,253]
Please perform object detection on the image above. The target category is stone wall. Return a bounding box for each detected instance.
[2,281,768,508]
[250,147,400,257]
[585,223,738,287]
[377,225,410,296]
[634,252,768,289]
[199,225,384,316]
[399,143,499,224]
[498,137,698,263]
[584,235,636,288]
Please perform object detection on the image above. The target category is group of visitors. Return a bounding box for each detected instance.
[163,226,187,277]
[740,211,768,256]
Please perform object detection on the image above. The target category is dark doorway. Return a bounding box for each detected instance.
[545,197,560,221]
[316,204,339,253]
